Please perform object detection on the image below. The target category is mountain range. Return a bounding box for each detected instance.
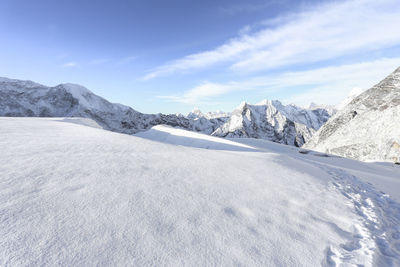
[1,66,399,162]
[0,77,332,147]
[211,100,333,146]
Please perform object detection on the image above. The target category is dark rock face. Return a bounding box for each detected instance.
[304,67,400,162]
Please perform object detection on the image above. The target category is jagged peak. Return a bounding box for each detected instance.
[256,99,271,106]
[187,107,204,119]
[236,101,248,110]
[255,99,285,108]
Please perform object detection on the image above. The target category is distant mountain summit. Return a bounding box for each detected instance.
[0,77,333,147]
[211,100,332,147]
[304,66,400,162]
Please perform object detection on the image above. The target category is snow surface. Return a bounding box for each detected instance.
[1,118,400,266]
[136,125,255,151]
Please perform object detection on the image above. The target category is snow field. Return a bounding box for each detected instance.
[0,118,399,266]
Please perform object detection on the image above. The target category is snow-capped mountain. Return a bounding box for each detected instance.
[211,100,332,147]
[0,77,194,134]
[304,66,400,163]
[0,77,333,146]
[187,108,230,120]
[308,102,337,116]
[186,108,230,134]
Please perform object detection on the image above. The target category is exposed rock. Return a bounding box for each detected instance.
[304,67,400,162]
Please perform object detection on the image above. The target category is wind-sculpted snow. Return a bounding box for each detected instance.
[211,100,332,147]
[304,67,400,162]
[1,117,399,266]
[136,125,256,151]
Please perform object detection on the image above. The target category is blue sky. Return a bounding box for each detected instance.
[1,0,400,114]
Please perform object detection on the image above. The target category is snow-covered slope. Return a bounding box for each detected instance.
[136,124,255,151]
[211,100,332,147]
[304,67,400,163]
[1,117,399,266]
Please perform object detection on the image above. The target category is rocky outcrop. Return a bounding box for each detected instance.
[304,67,400,162]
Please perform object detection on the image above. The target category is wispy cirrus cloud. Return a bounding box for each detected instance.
[158,58,400,106]
[145,0,400,80]
[158,82,239,105]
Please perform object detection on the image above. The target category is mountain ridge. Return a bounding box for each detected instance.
[0,76,333,147]
[304,66,400,162]
[211,100,332,146]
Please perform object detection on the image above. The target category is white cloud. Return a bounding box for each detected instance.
[62,62,77,68]
[144,0,400,79]
[159,58,400,106]
[158,82,240,104]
